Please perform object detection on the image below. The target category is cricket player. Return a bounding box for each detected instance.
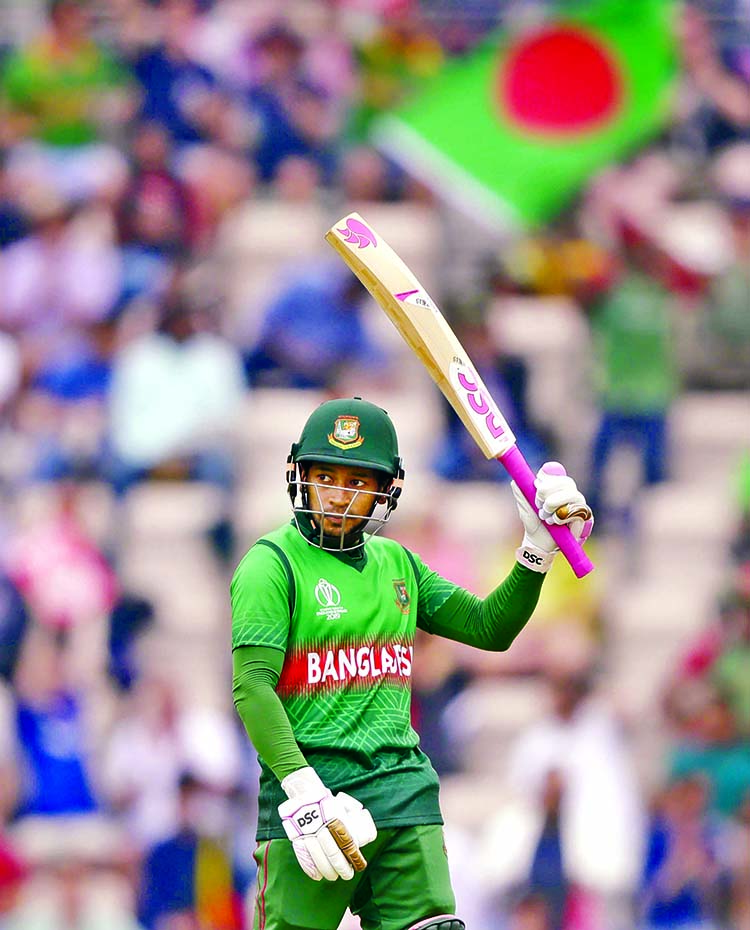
[231,397,593,930]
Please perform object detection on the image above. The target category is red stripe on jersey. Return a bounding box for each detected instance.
[277,636,414,697]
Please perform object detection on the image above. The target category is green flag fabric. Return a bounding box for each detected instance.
[373,0,678,228]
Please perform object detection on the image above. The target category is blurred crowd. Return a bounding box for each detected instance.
[0,1,748,928]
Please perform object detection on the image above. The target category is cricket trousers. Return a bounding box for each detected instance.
[252,824,456,930]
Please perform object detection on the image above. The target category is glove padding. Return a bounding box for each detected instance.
[278,767,377,881]
[512,462,593,573]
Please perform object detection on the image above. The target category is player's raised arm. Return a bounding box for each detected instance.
[414,463,593,651]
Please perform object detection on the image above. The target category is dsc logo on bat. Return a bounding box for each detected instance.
[449,360,516,455]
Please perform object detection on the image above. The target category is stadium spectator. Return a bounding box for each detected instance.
[521,770,568,930]
[482,768,571,930]
[489,667,645,929]
[0,0,132,200]
[388,511,482,775]
[111,120,197,318]
[0,187,121,484]
[107,300,244,565]
[708,587,750,737]
[0,190,121,337]
[244,22,340,185]
[102,672,242,850]
[410,629,473,776]
[0,332,23,493]
[695,143,750,388]
[667,689,750,819]
[338,145,397,202]
[732,449,750,564]
[4,481,117,636]
[129,2,222,148]
[679,2,750,152]
[177,144,255,249]
[638,774,729,930]
[136,771,245,930]
[118,121,197,257]
[0,680,19,827]
[17,320,115,486]
[243,261,388,391]
[506,893,555,930]
[1,845,143,930]
[9,625,101,820]
[585,234,678,528]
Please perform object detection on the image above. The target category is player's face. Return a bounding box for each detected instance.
[303,462,385,537]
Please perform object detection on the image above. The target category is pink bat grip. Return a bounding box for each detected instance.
[499,446,595,578]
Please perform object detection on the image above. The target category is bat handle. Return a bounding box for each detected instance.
[498,446,595,579]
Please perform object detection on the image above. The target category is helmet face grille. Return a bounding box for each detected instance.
[290,478,399,552]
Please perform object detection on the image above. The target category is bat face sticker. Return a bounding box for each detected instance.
[449,359,514,455]
[336,218,378,249]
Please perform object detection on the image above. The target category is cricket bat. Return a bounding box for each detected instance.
[325,212,594,578]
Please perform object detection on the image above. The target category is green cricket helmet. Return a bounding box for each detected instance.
[286,397,404,550]
[291,397,402,475]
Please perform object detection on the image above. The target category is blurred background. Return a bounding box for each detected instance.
[0,0,748,928]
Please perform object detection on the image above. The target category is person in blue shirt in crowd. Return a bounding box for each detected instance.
[130,16,219,148]
[245,23,339,185]
[137,772,248,930]
[639,774,729,930]
[243,261,387,390]
[11,626,100,820]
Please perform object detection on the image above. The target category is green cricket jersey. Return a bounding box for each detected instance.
[231,521,544,840]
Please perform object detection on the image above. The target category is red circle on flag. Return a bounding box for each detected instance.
[499,26,622,135]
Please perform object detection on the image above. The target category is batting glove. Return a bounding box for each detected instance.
[278,766,377,881]
[513,462,593,573]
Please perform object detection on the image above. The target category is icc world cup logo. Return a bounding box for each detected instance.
[315,579,341,609]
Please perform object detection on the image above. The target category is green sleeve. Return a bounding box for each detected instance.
[417,560,545,651]
[231,541,305,782]
[232,644,307,781]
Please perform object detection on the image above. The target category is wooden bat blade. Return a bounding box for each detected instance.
[325,212,594,578]
[325,213,516,460]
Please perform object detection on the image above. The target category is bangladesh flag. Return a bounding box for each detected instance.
[373,0,678,228]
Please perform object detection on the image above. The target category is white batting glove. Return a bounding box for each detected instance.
[512,462,593,573]
[278,767,377,882]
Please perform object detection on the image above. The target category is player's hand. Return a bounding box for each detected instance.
[278,767,377,882]
[512,462,593,572]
